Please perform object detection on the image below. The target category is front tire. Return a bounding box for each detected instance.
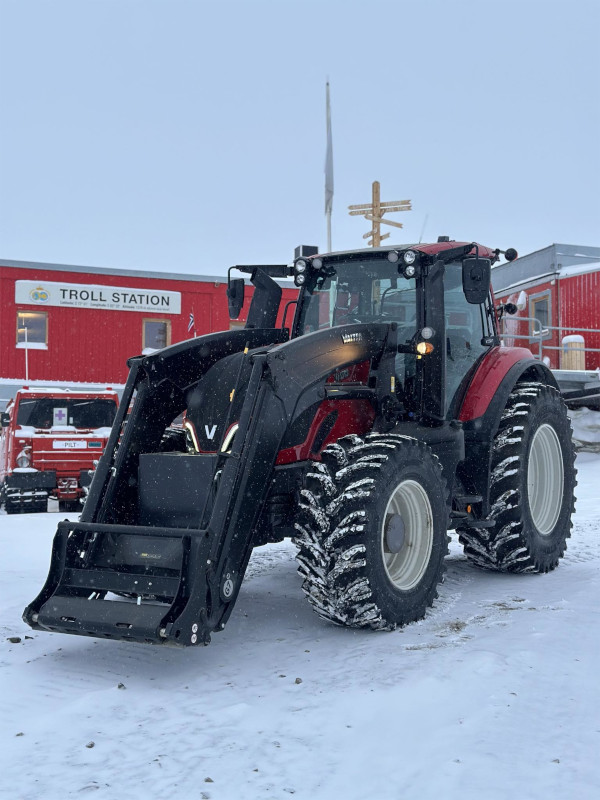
[5,499,21,514]
[295,433,449,630]
[458,383,576,572]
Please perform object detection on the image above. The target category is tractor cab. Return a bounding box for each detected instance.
[227,242,499,426]
[239,241,498,424]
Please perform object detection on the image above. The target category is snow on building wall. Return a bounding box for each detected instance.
[0,258,297,386]
[491,244,600,370]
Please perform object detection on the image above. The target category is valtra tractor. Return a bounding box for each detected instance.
[24,240,577,646]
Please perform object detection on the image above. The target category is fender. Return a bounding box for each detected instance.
[458,347,557,422]
[457,347,558,515]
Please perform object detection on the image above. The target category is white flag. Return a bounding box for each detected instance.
[325,82,334,216]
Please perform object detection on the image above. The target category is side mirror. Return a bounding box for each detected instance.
[462,257,491,305]
[227,278,245,319]
[1,412,10,427]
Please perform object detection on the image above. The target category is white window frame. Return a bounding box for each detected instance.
[16,310,48,349]
[142,318,171,350]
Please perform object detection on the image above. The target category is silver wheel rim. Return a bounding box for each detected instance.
[381,479,434,590]
[527,423,564,535]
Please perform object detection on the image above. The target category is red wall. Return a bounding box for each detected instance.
[495,271,600,369]
[559,271,600,369]
[0,264,298,384]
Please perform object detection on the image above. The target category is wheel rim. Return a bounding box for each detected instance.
[381,479,434,590]
[527,423,564,535]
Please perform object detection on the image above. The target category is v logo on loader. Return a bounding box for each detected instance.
[204,424,217,440]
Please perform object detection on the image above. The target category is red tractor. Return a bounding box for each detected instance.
[24,240,576,645]
[1,388,118,513]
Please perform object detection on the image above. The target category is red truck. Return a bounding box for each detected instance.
[0,387,118,514]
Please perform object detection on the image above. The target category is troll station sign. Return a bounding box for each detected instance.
[15,280,181,315]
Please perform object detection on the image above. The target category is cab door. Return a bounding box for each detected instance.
[443,262,494,417]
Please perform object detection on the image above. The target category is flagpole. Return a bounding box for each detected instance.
[325,81,334,253]
[24,326,29,382]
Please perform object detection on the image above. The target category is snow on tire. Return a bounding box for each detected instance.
[458,383,577,573]
[294,433,449,630]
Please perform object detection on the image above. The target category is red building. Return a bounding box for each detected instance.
[491,244,600,370]
[0,258,297,387]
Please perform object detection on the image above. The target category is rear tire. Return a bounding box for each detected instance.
[458,383,576,572]
[295,433,449,630]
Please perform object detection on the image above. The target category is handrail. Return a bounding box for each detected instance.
[498,316,600,366]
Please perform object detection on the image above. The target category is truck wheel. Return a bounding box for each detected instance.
[33,496,49,513]
[5,499,21,514]
[458,383,576,572]
[295,434,449,630]
[58,499,80,513]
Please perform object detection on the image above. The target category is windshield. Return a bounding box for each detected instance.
[296,259,417,337]
[17,398,117,429]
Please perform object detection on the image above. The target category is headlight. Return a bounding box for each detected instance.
[403,250,417,265]
[404,264,416,278]
[387,250,399,263]
[295,259,307,273]
[221,423,239,453]
[183,420,200,453]
[295,273,306,286]
[312,257,323,269]
[420,326,435,340]
[16,448,31,468]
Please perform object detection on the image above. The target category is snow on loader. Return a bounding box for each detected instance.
[24,240,576,646]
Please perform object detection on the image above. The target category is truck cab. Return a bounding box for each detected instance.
[1,388,118,513]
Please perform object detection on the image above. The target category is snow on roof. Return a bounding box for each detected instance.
[558,260,600,279]
[493,272,556,295]
[17,387,118,395]
[495,261,600,296]
[0,257,231,285]
[0,378,126,408]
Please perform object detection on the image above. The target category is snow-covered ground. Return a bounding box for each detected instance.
[1,454,599,800]
[569,407,600,452]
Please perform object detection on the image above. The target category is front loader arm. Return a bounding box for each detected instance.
[24,324,392,646]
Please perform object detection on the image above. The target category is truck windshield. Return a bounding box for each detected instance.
[17,398,117,429]
[296,259,417,337]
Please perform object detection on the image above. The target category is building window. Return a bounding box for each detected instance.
[143,318,171,350]
[16,310,48,348]
[530,293,551,339]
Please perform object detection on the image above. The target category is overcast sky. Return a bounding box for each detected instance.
[1,0,598,277]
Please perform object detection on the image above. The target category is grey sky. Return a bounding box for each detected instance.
[1,0,598,276]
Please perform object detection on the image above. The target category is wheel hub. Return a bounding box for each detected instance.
[384,514,405,554]
[527,423,564,535]
[381,479,434,591]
